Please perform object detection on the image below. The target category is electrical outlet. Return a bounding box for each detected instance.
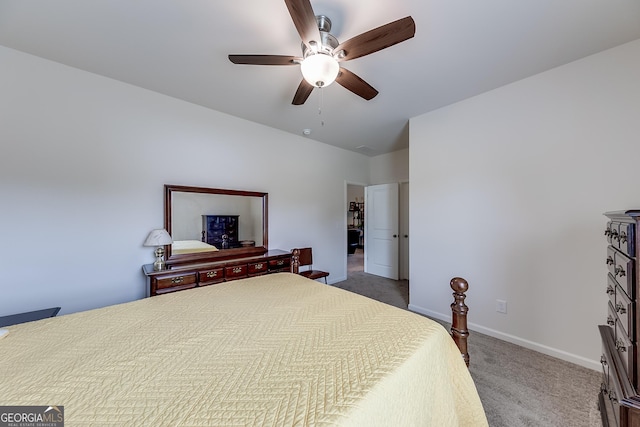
[496,299,507,314]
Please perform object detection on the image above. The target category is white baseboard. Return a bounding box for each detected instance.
[327,275,346,285]
[408,303,600,372]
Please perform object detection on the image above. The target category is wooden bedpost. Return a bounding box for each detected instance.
[291,249,300,274]
[450,277,470,367]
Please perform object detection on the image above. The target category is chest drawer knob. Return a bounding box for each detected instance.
[601,355,608,366]
[620,231,628,243]
[605,228,612,237]
[606,285,615,295]
[233,267,242,274]
[606,256,614,265]
[611,230,619,241]
[171,276,184,284]
[616,302,627,314]
[615,266,626,277]
[206,271,218,278]
[607,315,615,326]
[615,339,627,352]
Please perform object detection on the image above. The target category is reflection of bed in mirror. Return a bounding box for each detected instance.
[171,240,218,255]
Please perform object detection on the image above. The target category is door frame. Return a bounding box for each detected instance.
[345,181,367,277]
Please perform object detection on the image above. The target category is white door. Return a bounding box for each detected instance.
[364,183,399,279]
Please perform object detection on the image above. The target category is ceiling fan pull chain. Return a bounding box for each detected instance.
[318,87,325,127]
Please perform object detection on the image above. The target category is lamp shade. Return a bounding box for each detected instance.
[300,53,339,88]
[143,229,173,246]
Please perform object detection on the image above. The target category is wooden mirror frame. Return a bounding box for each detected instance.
[164,184,268,266]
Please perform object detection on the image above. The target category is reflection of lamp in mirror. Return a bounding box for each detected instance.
[143,229,173,271]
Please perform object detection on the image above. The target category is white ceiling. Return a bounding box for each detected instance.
[1,0,639,156]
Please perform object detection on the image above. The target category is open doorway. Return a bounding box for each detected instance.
[347,183,365,276]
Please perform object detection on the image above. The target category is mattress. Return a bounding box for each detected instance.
[0,273,487,426]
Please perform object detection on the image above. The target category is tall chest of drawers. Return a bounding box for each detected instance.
[599,210,640,426]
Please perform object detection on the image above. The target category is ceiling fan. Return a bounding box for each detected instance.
[228,0,416,105]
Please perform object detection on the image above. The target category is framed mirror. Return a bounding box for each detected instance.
[164,185,268,265]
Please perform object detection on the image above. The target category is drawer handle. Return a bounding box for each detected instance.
[616,302,627,314]
[206,271,218,278]
[615,339,627,352]
[606,285,615,295]
[619,231,628,244]
[609,389,618,402]
[607,315,615,327]
[611,230,619,241]
[255,263,264,269]
[171,276,184,284]
[605,228,612,237]
[606,256,614,265]
[615,266,626,277]
[233,267,242,274]
[276,260,284,266]
[601,355,608,366]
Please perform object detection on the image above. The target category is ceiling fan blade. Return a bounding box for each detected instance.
[292,79,314,105]
[228,55,301,65]
[284,0,321,49]
[334,16,416,62]
[335,68,378,101]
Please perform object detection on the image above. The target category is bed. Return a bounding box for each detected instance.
[0,273,487,426]
[172,239,219,254]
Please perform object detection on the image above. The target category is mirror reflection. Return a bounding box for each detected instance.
[165,185,268,264]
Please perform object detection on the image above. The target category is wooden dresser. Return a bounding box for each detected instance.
[143,249,292,297]
[599,210,640,426]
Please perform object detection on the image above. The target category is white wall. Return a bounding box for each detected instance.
[0,46,370,316]
[409,39,640,370]
[369,148,408,185]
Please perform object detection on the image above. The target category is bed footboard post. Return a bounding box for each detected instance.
[291,249,300,274]
[450,277,470,367]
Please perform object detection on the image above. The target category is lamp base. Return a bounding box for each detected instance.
[153,247,166,271]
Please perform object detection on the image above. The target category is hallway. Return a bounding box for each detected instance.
[347,247,364,275]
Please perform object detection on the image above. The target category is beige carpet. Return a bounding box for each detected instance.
[335,250,602,427]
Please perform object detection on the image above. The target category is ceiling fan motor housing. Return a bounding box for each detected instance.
[302,15,339,57]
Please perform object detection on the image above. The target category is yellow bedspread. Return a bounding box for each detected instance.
[172,239,219,254]
[0,273,487,426]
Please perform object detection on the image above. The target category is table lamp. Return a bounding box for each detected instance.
[143,229,173,271]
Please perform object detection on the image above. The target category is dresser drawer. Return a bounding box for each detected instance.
[607,274,617,308]
[599,347,620,427]
[225,264,248,280]
[198,267,225,286]
[613,249,635,300]
[607,246,618,277]
[608,301,618,330]
[248,261,268,275]
[268,257,290,272]
[615,284,634,341]
[154,272,197,292]
[614,321,634,379]
[606,221,615,246]
[600,324,637,411]
[615,222,636,258]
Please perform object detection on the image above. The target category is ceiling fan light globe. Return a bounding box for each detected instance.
[301,53,339,88]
